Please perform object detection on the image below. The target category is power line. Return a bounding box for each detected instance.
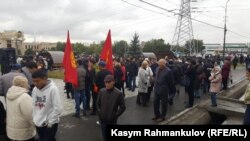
[122,0,250,41]
[138,0,250,40]
[192,18,223,29]
[121,0,176,19]
[228,30,250,40]
[165,0,179,6]
[138,0,224,29]
[139,0,177,13]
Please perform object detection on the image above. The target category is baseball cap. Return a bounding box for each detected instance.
[99,61,106,67]
[11,64,21,70]
[104,74,114,82]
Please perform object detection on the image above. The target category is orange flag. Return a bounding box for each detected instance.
[100,30,113,73]
[63,31,78,87]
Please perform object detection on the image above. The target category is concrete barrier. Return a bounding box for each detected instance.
[160,79,248,125]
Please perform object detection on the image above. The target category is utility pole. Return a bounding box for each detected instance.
[223,0,230,60]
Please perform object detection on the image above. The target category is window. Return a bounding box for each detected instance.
[7,40,11,48]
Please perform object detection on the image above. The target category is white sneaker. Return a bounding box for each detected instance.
[96,121,100,125]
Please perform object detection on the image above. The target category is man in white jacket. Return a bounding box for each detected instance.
[32,69,62,141]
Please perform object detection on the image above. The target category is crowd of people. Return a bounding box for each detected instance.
[0,52,250,141]
[0,56,62,141]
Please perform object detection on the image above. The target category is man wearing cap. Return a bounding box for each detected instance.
[95,61,112,91]
[97,74,126,141]
[0,64,25,97]
[94,61,112,125]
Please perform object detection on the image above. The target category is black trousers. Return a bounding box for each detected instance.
[222,78,228,90]
[187,87,194,107]
[85,85,91,110]
[92,92,98,113]
[146,84,154,102]
[154,93,168,119]
[121,80,125,97]
[36,123,58,141]
[24,137,35,141]
[66,89,74,98]
[136,92,147,106]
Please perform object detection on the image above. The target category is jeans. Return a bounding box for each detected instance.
[210,92,217,106]
[194,89,201,98]
[243,104,250,125]
[203,80,208,93]
[74,90,87,115]
[128,75,136,91]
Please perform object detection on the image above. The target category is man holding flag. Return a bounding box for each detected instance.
[96,30,126,141]
[63,31,87,118]
[94,30,113,126]
[95,30,113,92]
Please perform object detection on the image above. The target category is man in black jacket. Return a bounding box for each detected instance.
[127,58,138,92]
[97,75,126,141]
[94,61,111,116]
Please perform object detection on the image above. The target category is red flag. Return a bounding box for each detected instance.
[63,31,78,87]
[100,30,113,73]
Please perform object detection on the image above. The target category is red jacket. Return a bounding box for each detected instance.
[221,63,230,79]
[121,65,126,81]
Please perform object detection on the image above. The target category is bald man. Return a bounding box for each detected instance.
[152,59,174,122]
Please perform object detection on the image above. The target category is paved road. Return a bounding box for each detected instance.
[0,66,246,141]
[56,66,246,141]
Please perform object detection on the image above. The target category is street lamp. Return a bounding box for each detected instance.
[223,0,230,60]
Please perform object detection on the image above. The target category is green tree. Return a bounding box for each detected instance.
[185,39,204,53]
[143,39,170,53]
[56,42,65,51]
[129,32,141,53]
[24,48,35,56]
[87,42,102,55]
[73,42,86,55]
[49,47,56,51]
[113,40,128,57]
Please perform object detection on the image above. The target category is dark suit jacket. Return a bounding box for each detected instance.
[154,66,174,96]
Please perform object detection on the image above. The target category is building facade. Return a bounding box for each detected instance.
[0,30,25,55]
[0,30,57,55]
[23,42,57,55]
[204,43,250,56]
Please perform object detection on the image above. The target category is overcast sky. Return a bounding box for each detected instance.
[0,0,249,44]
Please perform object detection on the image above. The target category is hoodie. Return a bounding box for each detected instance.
[6,86,36,140]
[32,80,62,127]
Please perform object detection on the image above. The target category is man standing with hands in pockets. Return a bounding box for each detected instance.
[97,74,126,141]
[32,69,62,141]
